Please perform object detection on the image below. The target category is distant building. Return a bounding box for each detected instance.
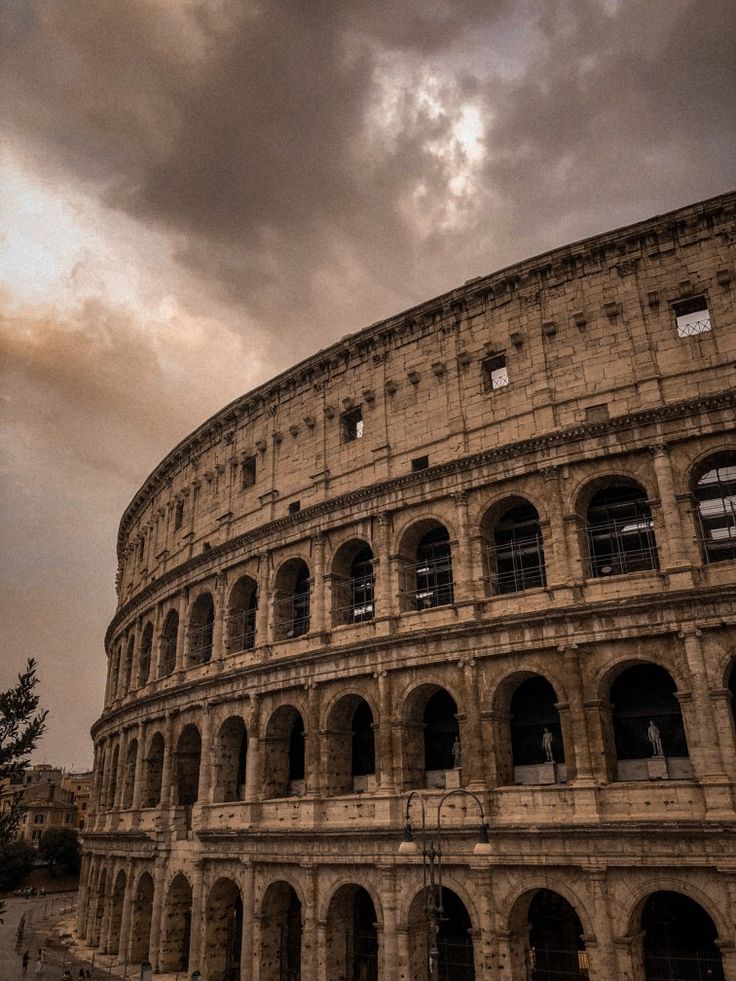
[0,764,93,845]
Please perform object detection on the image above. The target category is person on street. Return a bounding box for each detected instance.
[22,950,30,973]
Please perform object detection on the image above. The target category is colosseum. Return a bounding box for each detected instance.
[77,190,736,981]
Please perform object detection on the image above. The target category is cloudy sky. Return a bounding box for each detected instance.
[1,0,735,770]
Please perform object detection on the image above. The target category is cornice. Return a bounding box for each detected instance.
[105,387,736,649]
[116,190,736,549]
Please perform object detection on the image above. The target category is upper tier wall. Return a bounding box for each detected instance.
[115,192,736,606]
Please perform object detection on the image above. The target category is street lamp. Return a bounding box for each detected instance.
[398,788,491,981]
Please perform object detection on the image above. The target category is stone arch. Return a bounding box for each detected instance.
[108,743,120,810]
[400,682,461,790]
[159,609,178,676]
[143,731,164,808]
[406,885,476,981]
[689,449,736,565]
[189,591,215,664]
[728,660,736,737]
[227,574,259,652]
[161,872,193,972]
[325,883,380,981]
[174,723,201,805]
[204,877,243,981]
[108,868,126,955]
[273,556,311,639]
[330,537,376,626]
[91,867,107,946]
[494,674,566,787]
[262,704,305,798]
[323,693,376,796]
[122,738,137,809]
[607,662,690,782]
[138,621,153,686]
[396,516,455,612]
[129,870,154,964]
[479,494,548,595]
[122,635,135,694]
[506,886,590,981]
[259,880,303,981]
[213,715,248,803]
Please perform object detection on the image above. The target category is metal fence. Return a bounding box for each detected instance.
[643,948,724,980]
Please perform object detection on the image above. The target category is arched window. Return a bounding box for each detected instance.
[260,883,302,981]
[332,543,375,625]
[586,485,658,577]
[214,717,248,803]
[693,453,736,564]
[159,610,178,677]
[326,886,378,981]
[611,664,690,781]
[262,706,305,799]
[274,559,311,639]
[122,739,137,809]
[408,887,474,981]
[204,879,243,981]
[400,524,454,610]
[143,733,164,808]
[510,677,565,785]
[122,638,135,694]
[528,890,588,980]
[641,892,723,981]
[138,623,153,687]
[227,576,258,652]
[161,874,193,972]
[175,725,202,806]
[324,696,376,796]
[424,690,459,774]
[486,503,547,594]
[729,662,736,734]
[189,593,215,664]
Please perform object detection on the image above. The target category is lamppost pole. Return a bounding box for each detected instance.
[399,788,491,981]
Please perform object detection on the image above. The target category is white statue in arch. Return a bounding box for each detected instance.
[542,727,554,763]
[452,736,462,769]
[647,720,664,757]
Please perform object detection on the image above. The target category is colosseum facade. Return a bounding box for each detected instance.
[78,191,736,981]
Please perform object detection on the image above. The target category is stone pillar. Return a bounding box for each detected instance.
[113,733,128,812]
[649,443,690,569]
[376,670,396,792]
[99,874,114,954]
[397,926,411,979]
[453,491,479,603]
[188,861,205,971]
[305,683,321,796]
[131,722,146,810]
[461,658,486,787]
[561,646,596,784]
[311,534,326,633]
[197,703,214,805]
[711,688,736,780]
[245,696,261,803]
[240,861,256,981]
[148,859,167,971]
[160,713,176,807]
[541,465,574,584]
[75,856,91,938]
[257,555,272,646]
[303,867,320,979]
[588,869,616,981]
[151,602,163,681]
[379,866,399,980]
[176,592,190,672]
[212,575,226,661]
[118,863,134,964]
[375,512,395,619]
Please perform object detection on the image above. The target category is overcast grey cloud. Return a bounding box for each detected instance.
[1,0,735,767]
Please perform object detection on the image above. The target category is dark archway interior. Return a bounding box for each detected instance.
[694,454,736,564]
[144,732,164,808]
[216,717,248,802]
[437,888,474,981]
[586,485,657,577]
[415,526,454,609]
[228,577,258,651]
[528,889,587,981]
[130,873,154,964]
[205,879,243,981]
[160,610,178,676]
[611,665,688,759]
[491,503,546,594]
[424,689,459,771]
[352,700,375,777]
[176,725,202,805]
[161,875,193,972]
[190,593,215,664]
[510,677,564,766]
[138,623,153,685]
[289,717,305,782]
[259,885,302,981]
[642,891,723,980]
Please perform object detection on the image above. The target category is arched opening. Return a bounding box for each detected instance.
[693,452,736,564]
[408,886,474,980]
[138,622,153,686]
[189,592,215,664]
[483,501,546,595]
[729,662,736,734]
[108,648,119,703]
[510,677,566,785]
[108,745,119,810]
[161,874,193,972]
[143,732,164,808]
[175,724,202,806]
[325,885,378,981]
[611,665,690,781]
[130,872,154,964]
[204,878,243,981]
[227,576,258,652]
[108,870,126,955]
[332,541,375,625]
[402,686,461,790]
[122,637,135,694]
[275,559,311,639]
[122,739,137,809]
[400,522,454,611]
[585,484,658,577]
[260,882,302,981]
[159,610,178,676]
[214,717,248,803]
[324,696,376,796]
[263,706,305,799]
[527,889,589,980]
[641,891,724,980]
[91,870,106,946]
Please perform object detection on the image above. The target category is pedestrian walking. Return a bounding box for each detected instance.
[34,952,43,975]
[21,950,30,973]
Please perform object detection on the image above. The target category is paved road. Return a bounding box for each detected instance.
[1,892,78,979]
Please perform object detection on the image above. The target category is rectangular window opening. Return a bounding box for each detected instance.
[411,455,429,472]
[241,455,257,489]
[673,295,711,337]
[288,500,301,514]
[341,406,364,442]
[482,353,509,392]
[173,501,184,531]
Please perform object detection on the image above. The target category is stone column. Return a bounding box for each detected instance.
[240,861,256,981]
[118,862,134,964]
[305,683,321,796]
[375,512,395,619]
[148,858,167,971]
[131,722,146,810]
[711,688,736,780]
[397,926,411,979]
[588,869,616,981]
[453,491,479,603]
[541,465,574,584]
[75,856,91,938]
[257,555,272,646]
[99,874,114,954]
[151,602,163,681]
[303,867,320,979]
[311,534,326,633]
[176,592,190,672]
[461,658,486,787]
[188,861,205,971]
[561,646,596,784]
[379,866,399,980]
[160,713,176,807]
[376,670,396,792]
[649,443,690,569]
[680,628,730,805]
[212,575,227,662]
[198,703,214,805]
[245,696,261,803]
[113,733,128,812]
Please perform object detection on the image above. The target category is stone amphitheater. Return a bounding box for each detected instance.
[77,191,736,981]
